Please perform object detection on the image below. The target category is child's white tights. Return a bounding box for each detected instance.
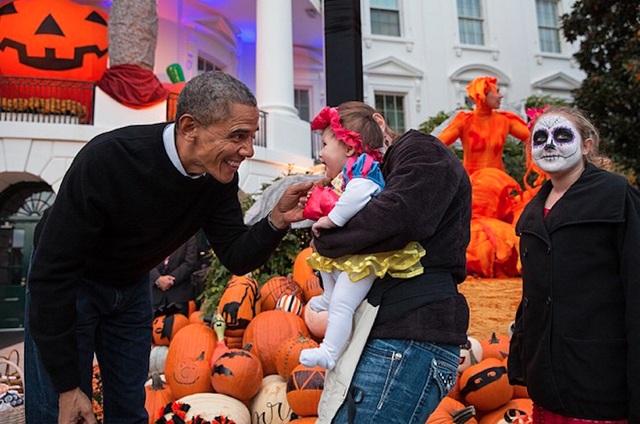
[300,269,376,370]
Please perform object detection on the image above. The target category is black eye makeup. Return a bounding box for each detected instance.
[552,127,575,144]
[533,129,549,147]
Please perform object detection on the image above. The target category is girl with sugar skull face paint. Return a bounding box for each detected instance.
[531,114,588,175]
[508,106,640,423]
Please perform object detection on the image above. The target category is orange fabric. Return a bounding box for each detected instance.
[469,168,522,223]
[466,76,497,105]
[467,217,521,278]
[439,108,530,176]
[439,76,530,176]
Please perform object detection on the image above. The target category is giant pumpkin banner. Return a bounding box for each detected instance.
[0,0,108,81]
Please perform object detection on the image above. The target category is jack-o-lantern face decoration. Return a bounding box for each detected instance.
[0,0,108,81]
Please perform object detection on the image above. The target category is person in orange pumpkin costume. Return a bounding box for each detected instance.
[438,76,530,176]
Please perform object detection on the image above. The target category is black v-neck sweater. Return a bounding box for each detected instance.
[28,123,286,392]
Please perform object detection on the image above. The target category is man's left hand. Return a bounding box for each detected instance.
[270,181,315,229]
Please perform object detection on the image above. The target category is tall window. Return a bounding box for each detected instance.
[375,93,405,133]
[370,0,400,36]
[457,0,484,46]
[197,55,221,75]
[294,89,311,122]
[536,0,561,53]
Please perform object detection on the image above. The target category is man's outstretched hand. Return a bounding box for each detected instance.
[270,181,315,229]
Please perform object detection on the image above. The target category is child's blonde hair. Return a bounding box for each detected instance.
[534,106,610,169]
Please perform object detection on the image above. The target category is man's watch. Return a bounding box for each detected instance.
[267,211,291,232]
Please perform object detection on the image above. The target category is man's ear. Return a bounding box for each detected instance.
[177,114,198,142]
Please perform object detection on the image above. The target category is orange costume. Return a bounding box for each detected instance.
[438,77,530,176]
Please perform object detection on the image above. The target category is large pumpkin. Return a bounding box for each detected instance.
[250,375,293,424]
[459,358,513,412]
[426,397,478,424]
[211,343,264,401]
[243,310,311,376]
[167,393,251,424]
[0,0,108,81]
[276,333,319,381]
[478,398,533,424]
[286,364,325,418]
[217,275,261,338]
[153,313,189,346]
[144,373,174,424]
[165,324,217,399]
[260,276,302,311]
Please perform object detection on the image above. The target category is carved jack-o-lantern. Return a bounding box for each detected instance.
[0,0,108,81]
[165,324,217,399]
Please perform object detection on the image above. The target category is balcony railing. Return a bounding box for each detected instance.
[0,76,96,125]
[166,94,268,148]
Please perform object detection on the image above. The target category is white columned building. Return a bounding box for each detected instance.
[254,0,311,159]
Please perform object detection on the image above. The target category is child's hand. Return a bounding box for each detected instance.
[312,216,337,237]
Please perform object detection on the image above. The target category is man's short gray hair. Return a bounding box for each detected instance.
[175,71,257,126]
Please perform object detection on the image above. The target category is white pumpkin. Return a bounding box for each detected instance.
[250,375,292,424]
[458,336,483,374]
[507,320,516,338]
[149,345,169,375]
[173,393,250,424]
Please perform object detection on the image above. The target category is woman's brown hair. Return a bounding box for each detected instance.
[337,101,398,149]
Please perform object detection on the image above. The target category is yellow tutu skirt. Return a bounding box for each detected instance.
[307,242,426,282]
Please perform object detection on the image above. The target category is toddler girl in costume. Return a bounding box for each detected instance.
[299,102,425,370]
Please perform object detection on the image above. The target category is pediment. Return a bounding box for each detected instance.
[193,13,239,47]
[364,56,423,79]
[450,64,510,84]
[532,72,581,91]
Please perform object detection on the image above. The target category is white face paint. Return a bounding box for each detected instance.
[531,115,583,174]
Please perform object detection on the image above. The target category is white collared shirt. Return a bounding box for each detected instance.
[162,123,205,179]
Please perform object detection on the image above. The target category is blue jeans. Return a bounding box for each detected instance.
[25,275,153,424]
[331,339,460,424]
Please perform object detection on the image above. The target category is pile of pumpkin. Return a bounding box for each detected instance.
[145,247,327,424]
[427,328,533,424]
[466,168,540,278]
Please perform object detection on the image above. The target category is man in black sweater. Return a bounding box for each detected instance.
[25,71,313,423]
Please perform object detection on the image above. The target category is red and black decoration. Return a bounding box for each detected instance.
[154,401,237,424]
[0,0,108,81]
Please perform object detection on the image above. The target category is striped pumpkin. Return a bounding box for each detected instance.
[276,293,303,316]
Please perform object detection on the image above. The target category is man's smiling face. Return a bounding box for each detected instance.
[188,103,259,183]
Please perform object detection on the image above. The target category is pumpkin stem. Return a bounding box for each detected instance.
[490,332,500,344]
[151,372,165,391]
[213,314,226,341]
[469,348,479,366]
[452,405,476,424]
[243,342,254,352]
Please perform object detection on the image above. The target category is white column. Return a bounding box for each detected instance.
[256,0,297,116]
